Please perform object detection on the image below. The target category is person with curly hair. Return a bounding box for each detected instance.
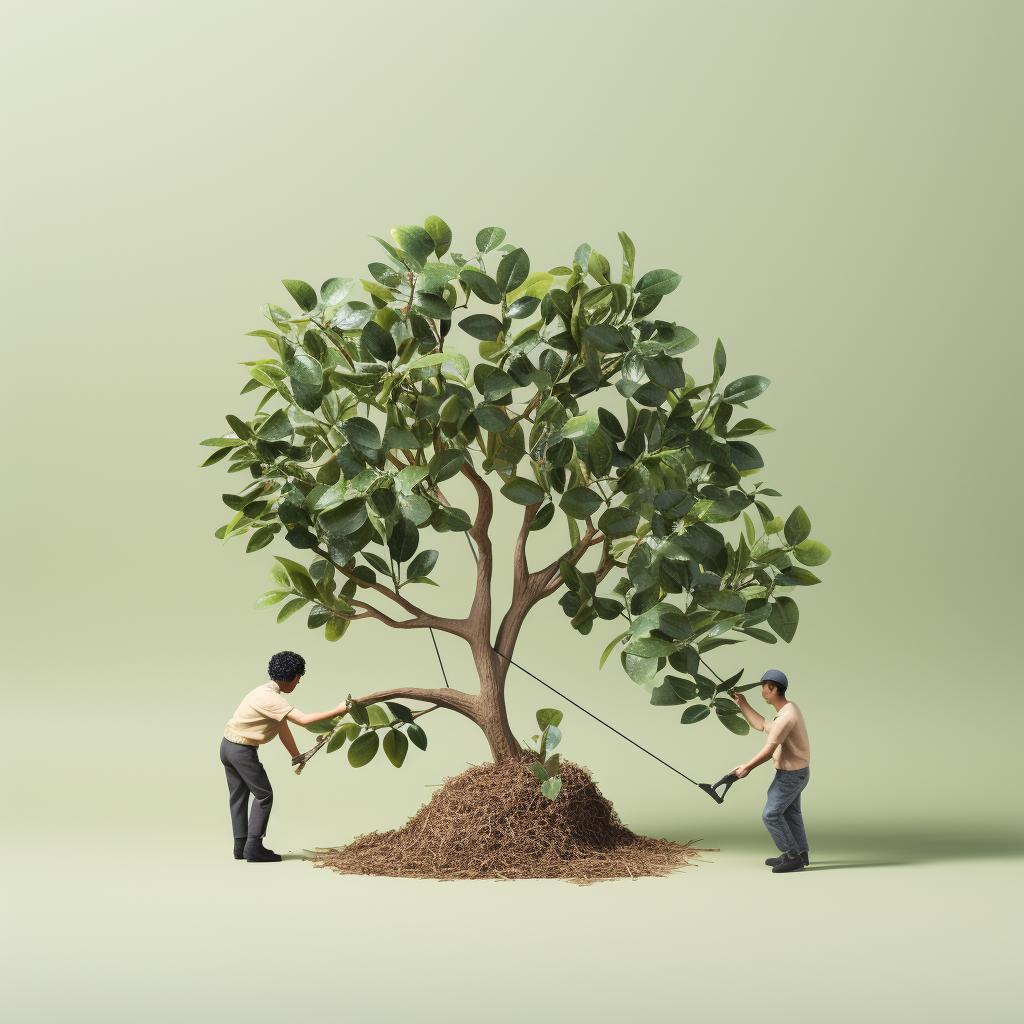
[219,651,348,862]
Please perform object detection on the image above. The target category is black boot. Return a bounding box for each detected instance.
[765,850,809,867]
[244,837,282,863]
[233,838,246,860]
[771,850,806,873]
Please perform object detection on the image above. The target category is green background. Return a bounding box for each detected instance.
[4,1,1019,1020]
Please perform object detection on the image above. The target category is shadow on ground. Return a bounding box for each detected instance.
[651,825,1024,867]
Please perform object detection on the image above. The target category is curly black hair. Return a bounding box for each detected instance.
[268,650,305,684]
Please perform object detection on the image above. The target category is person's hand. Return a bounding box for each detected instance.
[732,764,750,779]
[291,754,303,766]
[730,689,749,707]
[335,702,349,716]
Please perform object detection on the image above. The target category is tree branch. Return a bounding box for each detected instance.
[532,519,605,594]
[511,502,541,598]
[348,685,477,721]
[311,543,471,639]
[461,461,494,636]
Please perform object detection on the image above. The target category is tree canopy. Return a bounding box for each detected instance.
[199,218,830,750]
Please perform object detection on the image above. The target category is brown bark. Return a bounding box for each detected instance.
[308,456,613,765]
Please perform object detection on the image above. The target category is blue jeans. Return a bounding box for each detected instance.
[762,766,810,855]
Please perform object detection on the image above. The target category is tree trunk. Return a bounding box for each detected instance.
[472,641,523,762]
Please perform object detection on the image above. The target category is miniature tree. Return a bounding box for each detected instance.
[199,219,830,781]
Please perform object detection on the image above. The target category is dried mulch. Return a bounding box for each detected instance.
[306,753,716,884]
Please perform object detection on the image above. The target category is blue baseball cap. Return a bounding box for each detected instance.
[759,669,789,690]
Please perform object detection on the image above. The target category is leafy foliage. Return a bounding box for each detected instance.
[297,695,427,769]
[202,218,830,740]
[524,708,565,800]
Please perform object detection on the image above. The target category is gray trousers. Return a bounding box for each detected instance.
[220,736,274,840]
[762,766,810,854]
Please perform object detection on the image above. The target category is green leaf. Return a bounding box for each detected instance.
[583,324,628,353]
[256,409,292,441]
[326,728,349,753]
[407,549,438,578]
[429,449,465,483]
[319,498,367,537]
[423,215,452,257]
[544,725,562,751]
[666,675,698,700]
[384,701,414,724]
[200,446,232,467]
[540,776,562,800]
[361,321,396,362]
[775,567,821,586]
[617,231,636,285]
[282,279,317,312]
[347,731,379,767]
[561,412,599,440]
[497,248,530,293]
[273,556,318,600]
[320,277,355,304]
[304,715,342,735]
[501,477,546,505]
[794,539,831,566]
[391,225,436,269]
[413,292,453,319]
[276,597,307,622]
[681,705,711,725]
[784,506,811,546]
[723,375,771,404]
[340,417,381,459]
[407,723,428,750]
[246,527,277,553]
[383,729,409,767]
[396,465,431,492]
[459,314,504,341]
[476,226,506,252]
[650,681,686,706]
[536,708,564,729]
[713,338,727,378]
[366,704,393,727]
[716,710,750,735]
[599,630,628,669]
[598,506,640,538]
[635,269,681,296]
[559,487,603,519]
[625,636,676,658]
[768,596,799,643]
[460,268,503,304]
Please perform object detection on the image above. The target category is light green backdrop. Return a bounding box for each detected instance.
[3,2,1020,1021]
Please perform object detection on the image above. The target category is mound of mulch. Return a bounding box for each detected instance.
[305,753,716,884]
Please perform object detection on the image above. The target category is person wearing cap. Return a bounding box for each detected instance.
[220,651,348,863]
[728,669,811,873]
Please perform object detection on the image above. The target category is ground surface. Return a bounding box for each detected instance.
[4,825,1019,1022]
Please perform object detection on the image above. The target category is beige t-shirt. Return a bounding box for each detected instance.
[223,681,296,746]
[761,701,810,770]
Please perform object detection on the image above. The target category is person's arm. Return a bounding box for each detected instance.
[731,692,768,732]
[285,702,348,728]
[743,742,779,772]
[278,718,301,759]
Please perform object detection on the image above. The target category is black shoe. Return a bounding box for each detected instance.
[244,839,282,863]
[234,838,246,860]
[771,851,805,873]
[765,850,809,867]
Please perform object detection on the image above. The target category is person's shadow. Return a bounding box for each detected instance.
[655,826,1024,868]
